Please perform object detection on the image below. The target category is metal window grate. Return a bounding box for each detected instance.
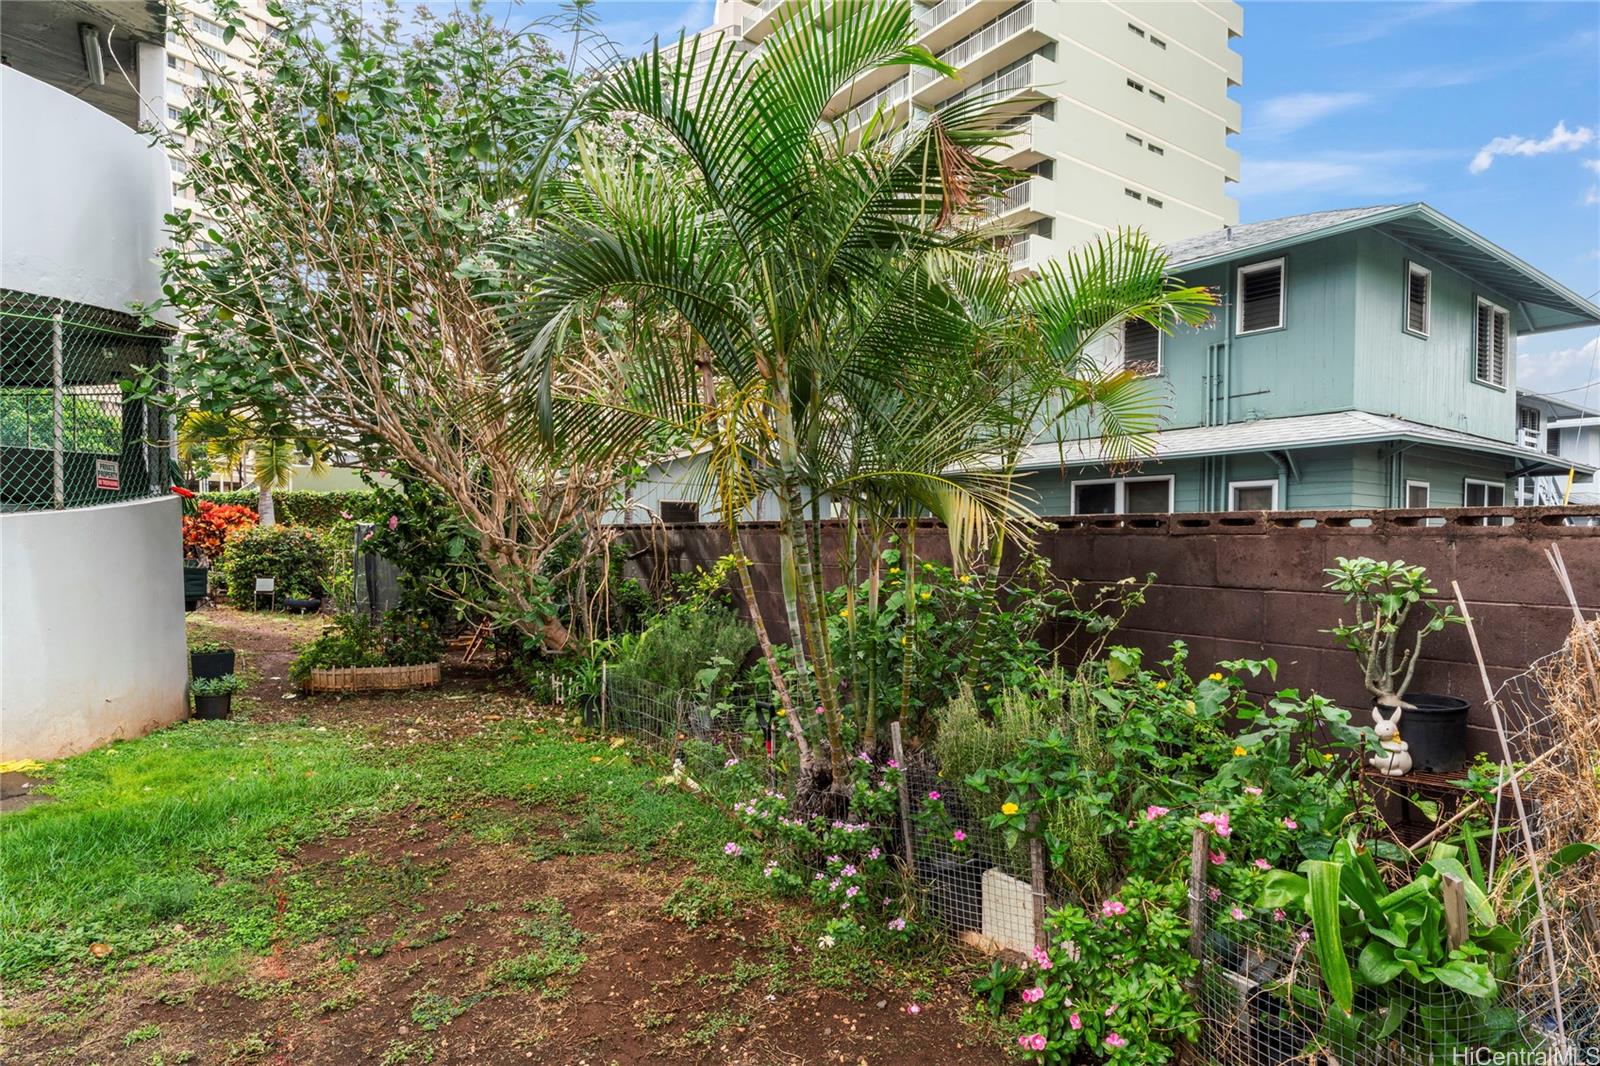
[0,289,169,513]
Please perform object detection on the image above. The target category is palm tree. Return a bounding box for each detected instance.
[497,0,1212,797]
[179,410,328,525]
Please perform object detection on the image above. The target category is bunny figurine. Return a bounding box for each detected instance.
[1368,705,1412,777]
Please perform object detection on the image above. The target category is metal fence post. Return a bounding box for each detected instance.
[889,721,915,869]
[51,310,64,509]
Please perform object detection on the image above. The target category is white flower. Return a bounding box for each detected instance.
[818,934,836,950]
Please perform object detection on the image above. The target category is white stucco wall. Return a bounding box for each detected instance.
[1,497,188,760]
[0,66,172,316]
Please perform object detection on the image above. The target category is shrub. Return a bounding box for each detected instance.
[181,500,258,566]
[289,612,445,684]
[195,490,383,528]
[609,605,756,702]
[222,526,329,607]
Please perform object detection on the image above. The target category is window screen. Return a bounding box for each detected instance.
[1122,318,1160,372]
[1406,482,1430,508]
[1124,480,1170,513]
[1073,483,1117,514]
[1238,262,1284,333]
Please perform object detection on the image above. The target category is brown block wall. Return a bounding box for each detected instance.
[618,507,1599,752]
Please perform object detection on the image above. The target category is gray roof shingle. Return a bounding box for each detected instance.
[1162,205,1404,267]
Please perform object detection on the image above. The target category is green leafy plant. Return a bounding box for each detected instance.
[971,959,1023,1017]
[188,640,231,655]
[1016,878,1199,1064]
[189,674,246,697]
[1322,557,1463,708]
[289,612,445,684]
[221,526,330,609]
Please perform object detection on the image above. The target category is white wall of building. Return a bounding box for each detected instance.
[1,497,188,761]
[0,67,172,316]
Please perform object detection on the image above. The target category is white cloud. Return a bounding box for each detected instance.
[1327,1,1475,46]
[1237,150,1442,199]
[1517,335,1600,397]
[1252,92,1370,138]
[1469,121,1594,174]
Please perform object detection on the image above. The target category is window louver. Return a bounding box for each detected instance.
[1239,262,1283,332]
[1476,301,1507,387]
[1122,318,1160,371]
[1406,266,1429,335]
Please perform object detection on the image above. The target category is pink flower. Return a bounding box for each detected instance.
[1207,886,1220,901]
[1021,986,1044,1003]
[952,829,966,843]
[886,758,899,769]
[887,917,906,931]
[1198,811,1218,825]
[1105,1033,1127,1049]
[906,1003,921,1015]
[723,841,742,857]
[1030,946,1053,970]
[814,704,825,715]
[1210,850,1227,866]
[1144,805,1170,820]
[867,847,881,860]
[1028,1034,1048,1051]
[927,790,941,801]
[1105,1005,1116,1016]
[1231,906,1247,921]
[1069,1013,1082,1030]
[1101,899,1128,917]
[1254,858,1272,871]
[340,511,353,520]
[1273,909,1287,922]
[846,885,859,897]
[1282,817,1298,830]
[386,514,399,531]
[1244,786,1263,796]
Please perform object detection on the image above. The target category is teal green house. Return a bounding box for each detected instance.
[1018,204,1600,515]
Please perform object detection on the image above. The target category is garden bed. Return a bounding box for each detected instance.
[303,661,442,693]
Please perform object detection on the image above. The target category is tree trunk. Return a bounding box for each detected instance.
[256,481,276,527]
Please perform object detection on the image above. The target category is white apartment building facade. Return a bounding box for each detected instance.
[161,0,279,231]
[708,0,1242,265]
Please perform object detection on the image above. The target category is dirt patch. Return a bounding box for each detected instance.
[5,806,1005,1065]
[0,770,52,813]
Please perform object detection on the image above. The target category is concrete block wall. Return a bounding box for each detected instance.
[618,507,1598,752]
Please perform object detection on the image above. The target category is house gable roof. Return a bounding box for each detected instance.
[1163,203,1600,335]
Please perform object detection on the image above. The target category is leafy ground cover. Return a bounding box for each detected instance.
[0,608,1006,1065]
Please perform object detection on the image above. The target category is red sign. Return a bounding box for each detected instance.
[95,459,120,491]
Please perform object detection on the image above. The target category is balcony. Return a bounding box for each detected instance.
[742,0,787,41]
[915,0,1003,53]
[980,112,1049,168]
[841,76,913,134]
[1006,233,1054,274]
[1518,427,1541,450]
[941,54,1048,117]
[986,177,1046,224]
[914,2,1049,108]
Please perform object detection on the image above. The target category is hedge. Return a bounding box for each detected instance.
[197,490,384,528]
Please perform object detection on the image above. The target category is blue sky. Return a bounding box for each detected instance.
[505,0,1600,405]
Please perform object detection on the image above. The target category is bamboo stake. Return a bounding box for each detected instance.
[1450,580,1565,1040]
[890,721,915,869]
[1187,825,1208,971]
[1029,815,1048,951]
[1441,873,1468,950]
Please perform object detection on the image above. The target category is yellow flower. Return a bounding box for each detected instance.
[1207,672,1224,682]
[920,590,931,600]
[888,567,901,575]
[589,756,602,763]
[1001,802,1020,816]
[1233,746,1248,757]
[983,684,992,691]
[959,574,972,584]
[839,607,850,618]
[775,706,786,716]
[1323,753,1334,762]
[1155,680,1167,690]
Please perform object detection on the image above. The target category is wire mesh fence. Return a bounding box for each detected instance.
[577,648,1596,1064]
[1,289,170,512]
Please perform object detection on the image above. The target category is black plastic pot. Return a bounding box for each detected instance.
[915,854,985,931]
[1395,693,1470,773]
[193,694,233,721]
[190,650,236,680]
[283,596,323,614]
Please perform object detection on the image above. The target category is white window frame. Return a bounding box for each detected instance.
[1474,297,1509,389]
[1463,478,1505,507]
[1228,479,1278,511]
[1235,258,1286,335]
[1403,262,1431,338]
[1404,480,1431,508]
[1070,475,1174,515]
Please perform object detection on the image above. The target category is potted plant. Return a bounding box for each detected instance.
[189,639,236,680]
[190,673,245,720]
[1323,557,1468,773]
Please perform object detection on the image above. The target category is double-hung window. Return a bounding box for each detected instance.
[1463,479,1505,507]
[1228,480,1278,511]
[1236,259,1284,334]
[1475,298,1508,388]
[1071,476,1173,515]
[1404,262,1430,337]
